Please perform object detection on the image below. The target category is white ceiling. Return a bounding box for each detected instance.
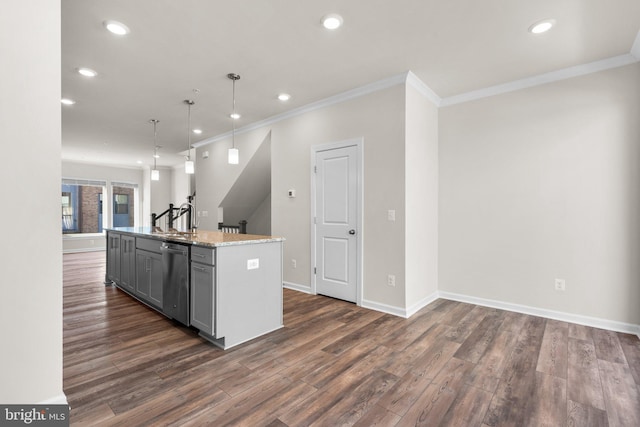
[61,0,640,169]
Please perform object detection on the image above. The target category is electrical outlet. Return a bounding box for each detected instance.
[555,278,565,291]
[247,258,259,270]
[388,274,396,287]
[291,259,297,268]
[388,209,396,221]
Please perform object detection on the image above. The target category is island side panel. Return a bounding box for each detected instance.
[215,241,283,348]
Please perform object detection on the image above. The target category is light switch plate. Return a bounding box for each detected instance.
[247,258,260,270]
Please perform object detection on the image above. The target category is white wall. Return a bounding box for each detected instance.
[439,63,640,327]
[405,83,439,312]
[171,165,191,206]
[150,167,172,228]
[0,0,64,404]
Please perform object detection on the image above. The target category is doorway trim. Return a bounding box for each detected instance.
[310,138,364,306]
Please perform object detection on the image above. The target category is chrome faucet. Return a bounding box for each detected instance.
[177,202,198,233]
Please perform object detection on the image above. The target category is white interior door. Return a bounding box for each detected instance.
[314,144,358,302]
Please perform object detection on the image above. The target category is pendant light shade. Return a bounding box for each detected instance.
[184,99,195,174]
[227,73,240,165]
[149,119,160,181]
[228,148,239,165]
[185,159,195,174]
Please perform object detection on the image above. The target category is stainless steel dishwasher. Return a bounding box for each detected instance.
[160,242,190,326]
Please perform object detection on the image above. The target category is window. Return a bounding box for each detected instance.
[61,179,106,234]
[111,182,137,228]
[114,194,129,215]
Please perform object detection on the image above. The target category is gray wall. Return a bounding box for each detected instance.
[439,63,640,326]
[196,84,410,310]
[0,0,64,404]
[273,85,408,309]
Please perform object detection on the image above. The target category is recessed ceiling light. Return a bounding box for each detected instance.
[103,20,130,36]
[278,93,291,101]
[230,113,241,120]
[322,13,343,30]
[529,19,556,34]
[77,67,98,77]
[136,160,143,164]
[60,98,75,105]
[153,153,160,159]
[193,129,202,134]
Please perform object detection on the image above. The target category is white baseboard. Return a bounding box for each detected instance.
[63,247,105,254]
[362,291,439,318]
[282,284,640,337]
[361,299,408,318]
[283,281,312,294]
[439,291,640,337]
[38,393,68,405]
[406,292,440,318]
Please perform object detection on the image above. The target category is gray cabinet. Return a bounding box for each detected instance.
[106,231,121,284]
[120,235,136,292]
[136,237,163,309]
[190,246,215,336]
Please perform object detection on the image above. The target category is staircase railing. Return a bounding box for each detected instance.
[218,220,247,234]
[152,196,194,230]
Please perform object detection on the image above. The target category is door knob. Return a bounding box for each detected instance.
[348,229,356,235]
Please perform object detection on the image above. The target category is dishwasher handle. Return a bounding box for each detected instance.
[160,243,189,255]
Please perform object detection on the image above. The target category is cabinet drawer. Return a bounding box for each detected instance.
[192,246,214,265]
[136,237,163,253]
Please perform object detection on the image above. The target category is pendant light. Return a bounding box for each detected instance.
[227,73,240,165]
[149,119,160,181]
[184,99,195,174]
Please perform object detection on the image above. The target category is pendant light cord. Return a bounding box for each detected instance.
[149,118,159,170]
[187,101,192,160]
[232,78,236,149]
[153,120,157,169]
[227,73,241,151]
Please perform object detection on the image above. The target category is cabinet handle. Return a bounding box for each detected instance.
[193,266,207,272]
[193,253,205,258]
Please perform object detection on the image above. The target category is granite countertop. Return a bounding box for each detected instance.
[108,227,284,248]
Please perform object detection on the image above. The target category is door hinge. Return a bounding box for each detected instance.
[314,267,316,274]
[314,166,317,173]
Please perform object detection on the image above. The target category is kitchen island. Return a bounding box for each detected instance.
[105,227,284,349]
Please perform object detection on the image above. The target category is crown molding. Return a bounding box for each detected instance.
[631,29,640,60]
[406,71,442,106]
[195,31,640,150]
[194,72,408,148]
[440,53,639,107]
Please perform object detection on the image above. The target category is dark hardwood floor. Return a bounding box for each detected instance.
[63,251,640,426]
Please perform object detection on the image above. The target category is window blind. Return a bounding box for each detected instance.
[111,181,138,189]
[62,178,107,187]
